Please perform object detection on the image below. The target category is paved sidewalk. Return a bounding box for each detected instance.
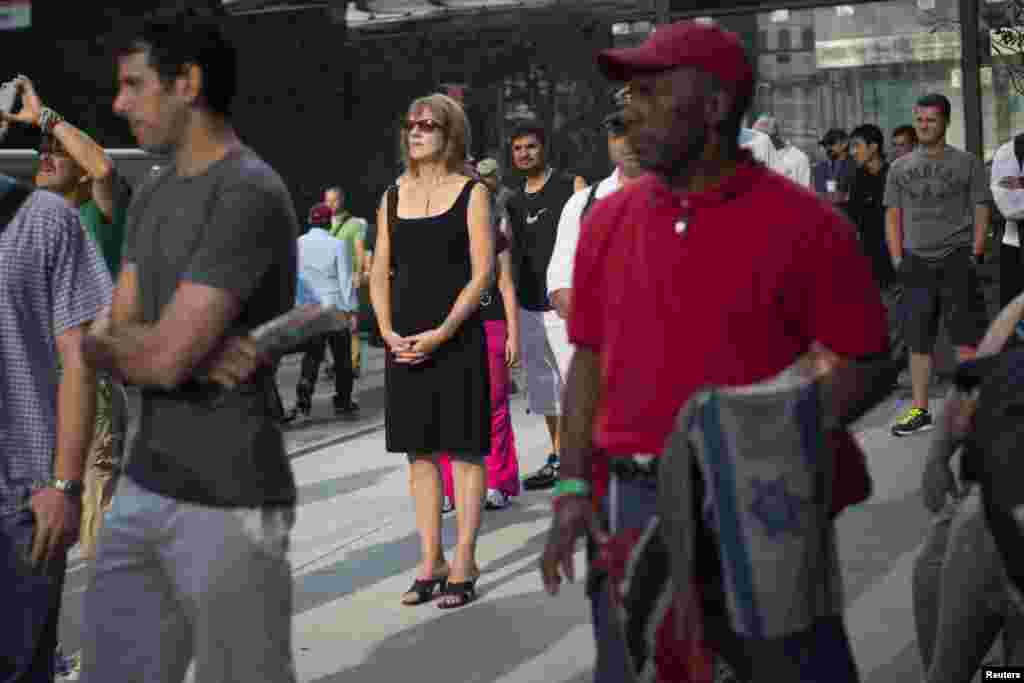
[60,361,956,682]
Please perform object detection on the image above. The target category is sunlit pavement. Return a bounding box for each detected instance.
[57,342,963,682]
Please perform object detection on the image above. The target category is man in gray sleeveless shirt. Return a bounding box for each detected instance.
[79,13,299,682]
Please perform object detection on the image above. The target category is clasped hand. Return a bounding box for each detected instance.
[202,336,271,389]
[385,328,448,364]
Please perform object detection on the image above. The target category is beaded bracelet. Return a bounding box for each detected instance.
[39,107,63,137]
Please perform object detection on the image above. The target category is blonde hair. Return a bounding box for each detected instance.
[398,93,471,176]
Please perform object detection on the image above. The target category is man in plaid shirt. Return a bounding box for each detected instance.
[0,172,112,682]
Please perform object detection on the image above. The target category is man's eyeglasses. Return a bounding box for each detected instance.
[602,115,627,137]
[403,118,444,134]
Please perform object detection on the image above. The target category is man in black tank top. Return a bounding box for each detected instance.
[504,122,585,489]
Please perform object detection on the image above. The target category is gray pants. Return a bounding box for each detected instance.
[913,486,1024,682]
[81,475,296,683]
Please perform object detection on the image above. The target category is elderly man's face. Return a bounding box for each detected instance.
[625,67,714,176]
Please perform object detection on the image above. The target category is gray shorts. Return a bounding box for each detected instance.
[80,475,296,683]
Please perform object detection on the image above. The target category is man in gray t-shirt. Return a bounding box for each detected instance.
[79,15,299,682]
[883,92,991,438]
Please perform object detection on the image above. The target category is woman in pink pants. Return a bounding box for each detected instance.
[440,215,520,510]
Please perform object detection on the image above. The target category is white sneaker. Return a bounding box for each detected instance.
[485,489,509,510]
[441,496,454,514]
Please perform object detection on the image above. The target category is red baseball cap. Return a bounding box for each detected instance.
[308,203,333,227]
[597,21,754,101]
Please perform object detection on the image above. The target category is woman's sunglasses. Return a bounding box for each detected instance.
[403,118,444,134]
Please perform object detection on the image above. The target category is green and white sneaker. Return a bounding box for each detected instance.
[891,407,933,437]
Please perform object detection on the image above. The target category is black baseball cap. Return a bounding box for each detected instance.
[820,129,848,147]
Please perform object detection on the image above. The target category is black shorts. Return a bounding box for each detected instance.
[899,248,988,353]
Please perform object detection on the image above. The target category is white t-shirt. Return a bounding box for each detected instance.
[773,145,812,188]
[739,128,777,167]
[991,138,1024,248]
[547,169,622,296]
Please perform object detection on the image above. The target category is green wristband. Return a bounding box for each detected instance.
[552,478,591,499]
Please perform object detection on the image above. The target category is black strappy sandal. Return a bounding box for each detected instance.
[437,578,478,609]
[401,576,447,606]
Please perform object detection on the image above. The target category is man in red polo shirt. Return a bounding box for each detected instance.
[538,20,889,682]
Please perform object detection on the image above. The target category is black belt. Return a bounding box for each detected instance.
[608,454,659,480]
[142,369,274,403]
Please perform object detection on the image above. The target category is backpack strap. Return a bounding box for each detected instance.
[580,183,600,222]
[0,177,32,237]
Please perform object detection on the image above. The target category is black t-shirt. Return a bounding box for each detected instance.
[122,147,299,508]
[506,170,578,311]
[848,162,894,289]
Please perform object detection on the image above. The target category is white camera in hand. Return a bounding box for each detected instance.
[0,79,17,116]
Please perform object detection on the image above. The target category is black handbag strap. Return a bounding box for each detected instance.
[0,177,32,236]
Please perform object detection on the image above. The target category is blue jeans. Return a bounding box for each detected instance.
[0,509,67,683]
[589,475,660,683]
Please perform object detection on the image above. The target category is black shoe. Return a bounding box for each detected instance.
[891,408,933,437]
[353,365,362,379]
[282,398,311,424]
[523,454,559,490]
[334,399,360,418]
[508,379,520,395]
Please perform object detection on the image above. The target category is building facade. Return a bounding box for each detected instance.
[3,0,1018,222]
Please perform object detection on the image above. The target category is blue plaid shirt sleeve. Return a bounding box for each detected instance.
[52,210,113,335]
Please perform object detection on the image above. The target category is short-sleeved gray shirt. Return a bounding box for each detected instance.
[122,147,299,508]
[0,180,112,517]
[883,146,990,260]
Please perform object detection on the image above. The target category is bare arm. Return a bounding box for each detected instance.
[558,347,603,482]
[54,325,98,483]
[3,77,117,220]
[977,290,1024,356]
[437,184,495,340]
[974,204,991,257]
[497,250,519,339]
[354,236,366,285]
[51,120,117,220]
[83,282,241,389]
[110,263,143,328]
[550,289,571,320]
[886,207,903,266]
[369,195,394,336]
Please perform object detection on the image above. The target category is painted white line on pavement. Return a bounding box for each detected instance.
[844,544,923,678]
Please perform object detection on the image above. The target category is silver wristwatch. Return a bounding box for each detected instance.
[50,478,84,498]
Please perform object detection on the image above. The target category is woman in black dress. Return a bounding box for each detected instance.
[370,93,494,609]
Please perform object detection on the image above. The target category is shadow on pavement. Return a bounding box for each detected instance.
[309,590,591,683]
[293,506,553,617]
[297,466,403,507]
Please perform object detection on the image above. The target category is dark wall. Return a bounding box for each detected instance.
[4,3,615,225]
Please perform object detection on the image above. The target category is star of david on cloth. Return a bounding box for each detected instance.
[749,477,809,538]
